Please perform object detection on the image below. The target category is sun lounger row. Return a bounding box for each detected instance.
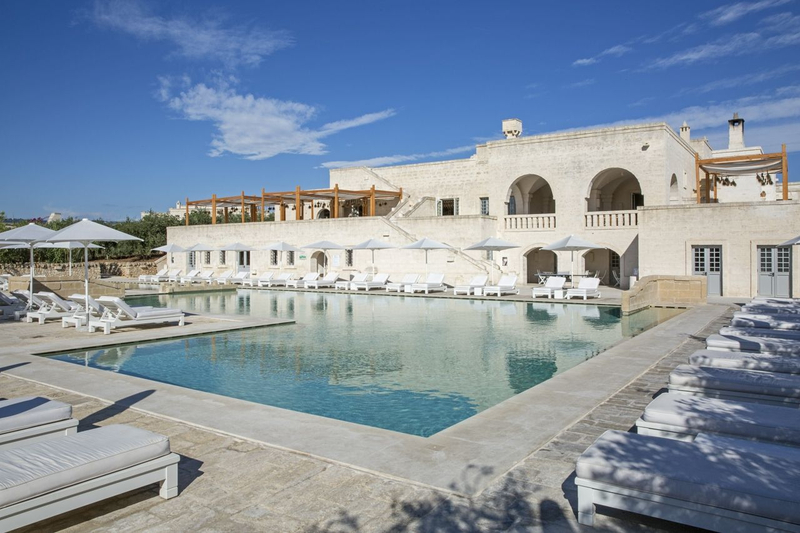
[0,396,179,530]
[576,296,800,530]
[139,268,250,285]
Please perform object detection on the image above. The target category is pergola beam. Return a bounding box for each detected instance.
[696,146,789,204]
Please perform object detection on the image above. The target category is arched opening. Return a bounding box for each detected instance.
[669,174,680,203]
[506,175,555,215]
[310,251,326,273]
[587,168,643,212]
[317,208,331,219]
[524,248,558,284]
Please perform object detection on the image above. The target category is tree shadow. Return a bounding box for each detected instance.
[0,361,29,374]
[78,389,156,429]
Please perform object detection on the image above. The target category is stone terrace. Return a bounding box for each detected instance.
[0,304,731,532]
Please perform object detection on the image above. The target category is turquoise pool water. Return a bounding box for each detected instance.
[44,291,682,436]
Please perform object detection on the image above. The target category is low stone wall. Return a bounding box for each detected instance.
[7,276,124,299]
[621,275,707,314]
[0,261,157,279]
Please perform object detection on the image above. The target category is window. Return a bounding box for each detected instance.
[631,193,644,209]
[204,251,211,265]
[437,198,459,216]
[287,251,295,266]
[508,196,517,215]
[188,252,196,268]
[480,197,490,216]
[270,250,278,266]
[345,249,353,267]
[778,247,791,273]
[610,251,620,270]
[239,251,251,267]
[219,251,226,265]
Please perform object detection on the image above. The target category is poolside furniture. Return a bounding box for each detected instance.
[453,275,489,295]
[386,274,419,293]
[741,304,800,316]
[306,272,339,289]
[264,273,294,287]
[575,429,800,530]
[532,276,566,299]
[751,296,800,307]
[287,273,319,288]
[167,269,183,283]
[483,275,519,297]
[10,290,45,310]
[351,273,390,291]
[178,270,201,284]
[92,296,185,335]
[566,278,601,300]
[706,332,800,355]
[213,270,234,284]
[720,326,800,342]
[536,270,548,284]
[611,270,621,287]
[689,348,800,374]
[139,267,168,283]
[668,364,800,406]
[410,273,446,294]
[0,292,19,306]
[336,273,367,290]
[0,424,179,531]
[732,312,800,330]
[61,293,108,329]
[26,292,79,325]
[0,397,78,451]
[243,272,273,287]
[229,271,251,285]
[635,392,800,445]
[194,270,215,284]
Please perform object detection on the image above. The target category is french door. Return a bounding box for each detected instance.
[692,246,722,296]
[758,246,791,297]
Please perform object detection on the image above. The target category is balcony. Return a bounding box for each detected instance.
[503,214,556,231]
[584,210,638,229]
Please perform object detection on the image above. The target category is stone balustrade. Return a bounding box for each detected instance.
[503,214,556,231]
[584,210,638,229]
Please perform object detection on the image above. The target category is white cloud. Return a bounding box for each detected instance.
[320,146,474,169]
[629,96,655,108]
[159,78,395,160]
[566,78,596,88]
[676,64,800,95]
[91,0,291,68]
[703,120,800,152]
[572,44,632,67]
[701,0,791,26]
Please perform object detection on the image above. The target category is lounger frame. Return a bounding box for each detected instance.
[576,478,800,531]
[668,384,800,407]
[0,453,179,531]
[0,419,79,451]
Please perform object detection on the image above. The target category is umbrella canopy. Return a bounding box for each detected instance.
[402,238,451,274]
[302,241,345,274]
[780,235,800,246]
[152,244,186,253]
[464,238,519,284]
[186,243,217,252]
[219,242,253,251]
[0,223,57,309]
[260,242,304,252]
[47,219,141,331]
[351,239,396,272]
[542,234,602,288]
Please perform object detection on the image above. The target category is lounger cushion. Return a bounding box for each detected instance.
[720,326,800,341]
[670,364,800,399]
[690,349,800,374]
[576,430,800,523]
[641,392,800,444]
[694,433,800,463]
[732,313,800,331]
[706,333,800,355]
[0,397,72,435]
[134,308,183,319]
[0,424,170,508]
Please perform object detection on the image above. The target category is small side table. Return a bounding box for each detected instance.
[473,287,483,296]
[404,285,414,293]
[553,289,565,299]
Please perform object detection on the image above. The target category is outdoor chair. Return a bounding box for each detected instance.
[668,364,800,406]
[351,273,389,291]
[228,272,251,285]
[536,270,548,285]
[707,331,800,355]
[611,270,621,287]
[178,270,201,284]
[731,311,800,331]
[92,296,184,335]
[719,326,800,342]
[689,348,800,374]
[243,272,273,287]
[61,293,115,329]
[0,396,78,451]
[386,274,419,292]
[213,270,234,284]
[287,273,319,288]
[166,269,183,283]
[532,276,565,299]
[410,273,446,294]
[453,275,489,295]
[336,273,367,290]
[566,278,601,300]
[306,272,339,289]
[0,425,179,531]
[264,273,293,287]
[26,292,79,325]
[138,267,167,283]
[483,275,519,297]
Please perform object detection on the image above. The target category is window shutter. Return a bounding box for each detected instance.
[436,199,442,216]
[454,198,460,216]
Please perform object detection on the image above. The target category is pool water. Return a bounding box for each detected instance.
[44,291,682,437]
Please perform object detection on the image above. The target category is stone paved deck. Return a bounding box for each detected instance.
[1,304,732,532]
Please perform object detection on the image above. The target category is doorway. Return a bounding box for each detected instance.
[692,245,722,296]
[758,246,791,297]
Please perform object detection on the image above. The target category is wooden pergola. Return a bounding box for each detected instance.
[695,144,789,204]
[184,184,403,225]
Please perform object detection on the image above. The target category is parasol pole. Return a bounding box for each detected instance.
[29,246,34,310]
[84,243,90,330]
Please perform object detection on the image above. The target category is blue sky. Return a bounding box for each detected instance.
[1,0,799,220]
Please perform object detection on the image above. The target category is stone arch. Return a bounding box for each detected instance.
[317,208,331,219]
[669,174,680,203]
[579,241,634,287]
[310,251,326,273]
[586,168,643,212]
[522,245,558,284]
[506,174,555,215]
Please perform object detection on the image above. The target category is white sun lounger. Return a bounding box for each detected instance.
[483,275,519,297]
[229,272,251,285]
[287,273,319,288]
[669,364,800,407]
[194,271,215,284]
[92,296,184,335]
[732,312,800,331]
[410,273,446,294]
[707,333,800,355]
[0,424,179,531]
[566,278,601,300]
[351,273,390,291]
[61,293,110,329]
[751,296,800,307]
[178,270,201,284]
[720,326,800,342]
[166,269,183,283]
[635,392,800,445]
[532,276,566,299]
[243,272,272,287]
[11,291,45,310]
[264,273,294,287]
[0,397,78,451]
[386,274,419,293]
[689,348,800,374]
[453,275,489,295]
[306,272,339,289]
[212,270,233,284]
[336,273,367,290]
[575,429,800,530]
[0,293,19,307]
[138,267,168,283]
[26,292,79,324]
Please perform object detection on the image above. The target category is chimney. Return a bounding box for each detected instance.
[728,113,745,150]
[680,121,690,142]
[502,118,522,139]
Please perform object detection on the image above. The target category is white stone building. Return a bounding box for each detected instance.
[168,115,798,298]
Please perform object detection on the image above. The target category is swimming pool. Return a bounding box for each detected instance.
[43,291,682,436]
